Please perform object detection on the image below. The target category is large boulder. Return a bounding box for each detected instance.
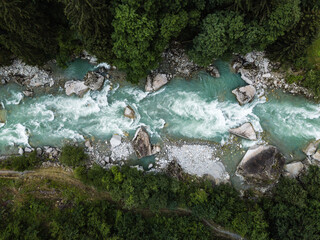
[65,80,89,97]
[283,162,304,178]
[84,71,105,91]
[229,123,257,141]
[124,106,135,119]
[133,127,152,158]
[237,145,285,184]
[303,139,320,156]
[110,134,122,149]
[232,85,256,105]
[145,73,168,92]
[313,150,320,162]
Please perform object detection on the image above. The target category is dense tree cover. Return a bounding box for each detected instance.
[0,195,213,239]
[0,0,318,86]
[2,145,320,240]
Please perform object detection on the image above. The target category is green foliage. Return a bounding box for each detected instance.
[189,11,245,66]
[301,69,320,96]
[59,145,88,167]
[286,74,304,84]
[0,151,41,171]
[190,0,301,66]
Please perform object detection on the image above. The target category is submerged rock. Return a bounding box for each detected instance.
[64,80,89,97]
[83,71,105,91]
[284,162,304,178]
[237,145,285,184]
[145,73,168,92]
[110,134,122,149]
[303,140,320,156]
[124,106,135,119]
[133,127,152,158]
[232,85,256,105]
[229,123,257,141]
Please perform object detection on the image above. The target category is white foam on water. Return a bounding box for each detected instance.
[122,86,149,102]
[5,91,23,105]
[0,123,29,147]
[95,62,110,70]
[165,91,264,143]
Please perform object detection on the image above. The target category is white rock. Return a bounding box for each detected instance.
[148,163,153,169]
[151,145,161,155]
[145,73,168,92]
[110,134,122,149]
[22,90,34,97]
[85,140,91,148]
[313,150,320,161]
[239,68,254,85]
[284,162,304,177]
[232,85,256,105]
[18,147,24,155]
[262,73,271,78]
[64,80,89,97]
[229,123,257,141]
[165,144,230,184]
[24,147,33,153]
[303,140,320,156]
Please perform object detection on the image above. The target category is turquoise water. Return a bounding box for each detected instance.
[0,61,319,166]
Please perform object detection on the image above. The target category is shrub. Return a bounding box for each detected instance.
[59,145,88,167]
[0,151,41,171]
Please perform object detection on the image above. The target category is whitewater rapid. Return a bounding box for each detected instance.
[0,60,319,161]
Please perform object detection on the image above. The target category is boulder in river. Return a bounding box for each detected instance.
[206,64,220,78]
[0,106,6,124]
[124,106,135,119]
[23,90,34,97]
[237,145,285,184]
[133,127,152,158]
[232,85,256,105]
[145,73,168,92]
[284,162,304,178]
[229,123,257,141]
[84,71,105,91]
[65,80,89,97]
[110,134,122,149]
[303,139,320,156]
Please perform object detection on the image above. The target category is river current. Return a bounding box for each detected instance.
[0,60,319,168]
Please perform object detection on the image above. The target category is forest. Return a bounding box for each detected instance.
[1,147,320,239]
[0,0,319,93]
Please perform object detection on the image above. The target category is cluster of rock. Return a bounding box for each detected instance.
[155,142,230,185]
[0,103,6,126]
[18,146,61,160]
[145,42,220,92]
[232,51,313,97]
[303,139,320,163]
[64,71,105,97]
[0,59,54,88]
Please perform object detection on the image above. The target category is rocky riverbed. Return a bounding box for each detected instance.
[1,46,320,190]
